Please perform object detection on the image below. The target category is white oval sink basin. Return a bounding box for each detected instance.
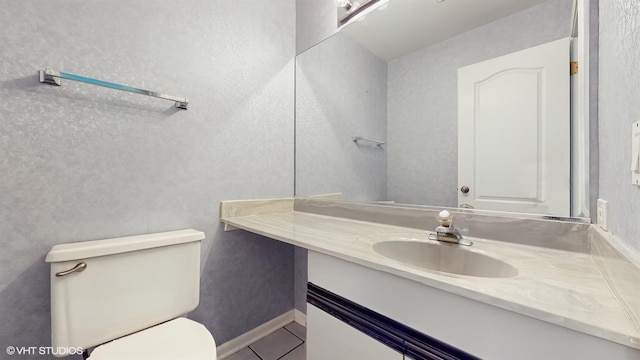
[372,240,518,278]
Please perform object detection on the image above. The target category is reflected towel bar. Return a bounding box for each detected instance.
[39,68,189,110]
[353,136,385,147]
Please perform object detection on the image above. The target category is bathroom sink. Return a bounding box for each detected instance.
[371,238,518,278]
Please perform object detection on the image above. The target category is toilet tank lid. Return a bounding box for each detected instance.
[45,229,205,263]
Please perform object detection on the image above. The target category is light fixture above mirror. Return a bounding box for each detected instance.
[337,0,385,27]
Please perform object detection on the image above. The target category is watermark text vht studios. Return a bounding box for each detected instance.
[6,346,83,356]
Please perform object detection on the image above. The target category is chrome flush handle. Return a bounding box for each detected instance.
[55,262,87,277]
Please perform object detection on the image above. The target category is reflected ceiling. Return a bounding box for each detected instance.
[342,0,552,60]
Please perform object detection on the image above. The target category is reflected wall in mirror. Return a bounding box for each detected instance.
[295,0,591,218]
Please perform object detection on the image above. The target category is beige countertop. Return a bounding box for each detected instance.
[221,206,640,350]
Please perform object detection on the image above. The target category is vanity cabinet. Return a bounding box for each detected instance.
[306,251,637,360]
[307,304,403,360]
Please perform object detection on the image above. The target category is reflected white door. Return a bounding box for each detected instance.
[458,38,570,216]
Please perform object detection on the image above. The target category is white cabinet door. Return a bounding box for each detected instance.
[306,304,403,360]
[458,38,571,216]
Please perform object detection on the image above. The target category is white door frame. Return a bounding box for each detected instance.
[571,0,591,218]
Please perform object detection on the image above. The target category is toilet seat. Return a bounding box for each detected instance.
[88,318,217,360]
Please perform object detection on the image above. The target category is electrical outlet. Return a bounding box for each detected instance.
[597,199,608,231]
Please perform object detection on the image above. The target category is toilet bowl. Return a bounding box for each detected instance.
[46,230,216,359]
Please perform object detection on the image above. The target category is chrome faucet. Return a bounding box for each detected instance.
[429,210,472,246]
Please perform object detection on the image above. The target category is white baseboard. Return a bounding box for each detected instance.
[217,310,296,359]
[294,309,307,326]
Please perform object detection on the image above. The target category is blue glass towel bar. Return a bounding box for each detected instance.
[39,68,189,110]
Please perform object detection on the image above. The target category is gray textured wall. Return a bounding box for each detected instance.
[295,32,388,201]
[0,0,295,357]
[296,0,337,54]
[598,0,640,254]
[293,247,308,313]
[387,0,574,206]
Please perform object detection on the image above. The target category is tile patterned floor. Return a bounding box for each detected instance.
[225,322,306,360]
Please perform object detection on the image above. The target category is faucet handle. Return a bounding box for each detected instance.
[437,210,453,227]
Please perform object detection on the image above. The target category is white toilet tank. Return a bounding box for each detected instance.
[45,229,205,355]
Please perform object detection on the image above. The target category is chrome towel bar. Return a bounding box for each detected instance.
[39,68,189,110]
[353,136,385,147]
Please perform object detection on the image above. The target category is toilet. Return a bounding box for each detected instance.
[45,229,217,359]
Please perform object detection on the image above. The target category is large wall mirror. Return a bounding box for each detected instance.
[295,0,592,219]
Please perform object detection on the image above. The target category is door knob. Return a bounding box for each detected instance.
[460,186,470,194]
